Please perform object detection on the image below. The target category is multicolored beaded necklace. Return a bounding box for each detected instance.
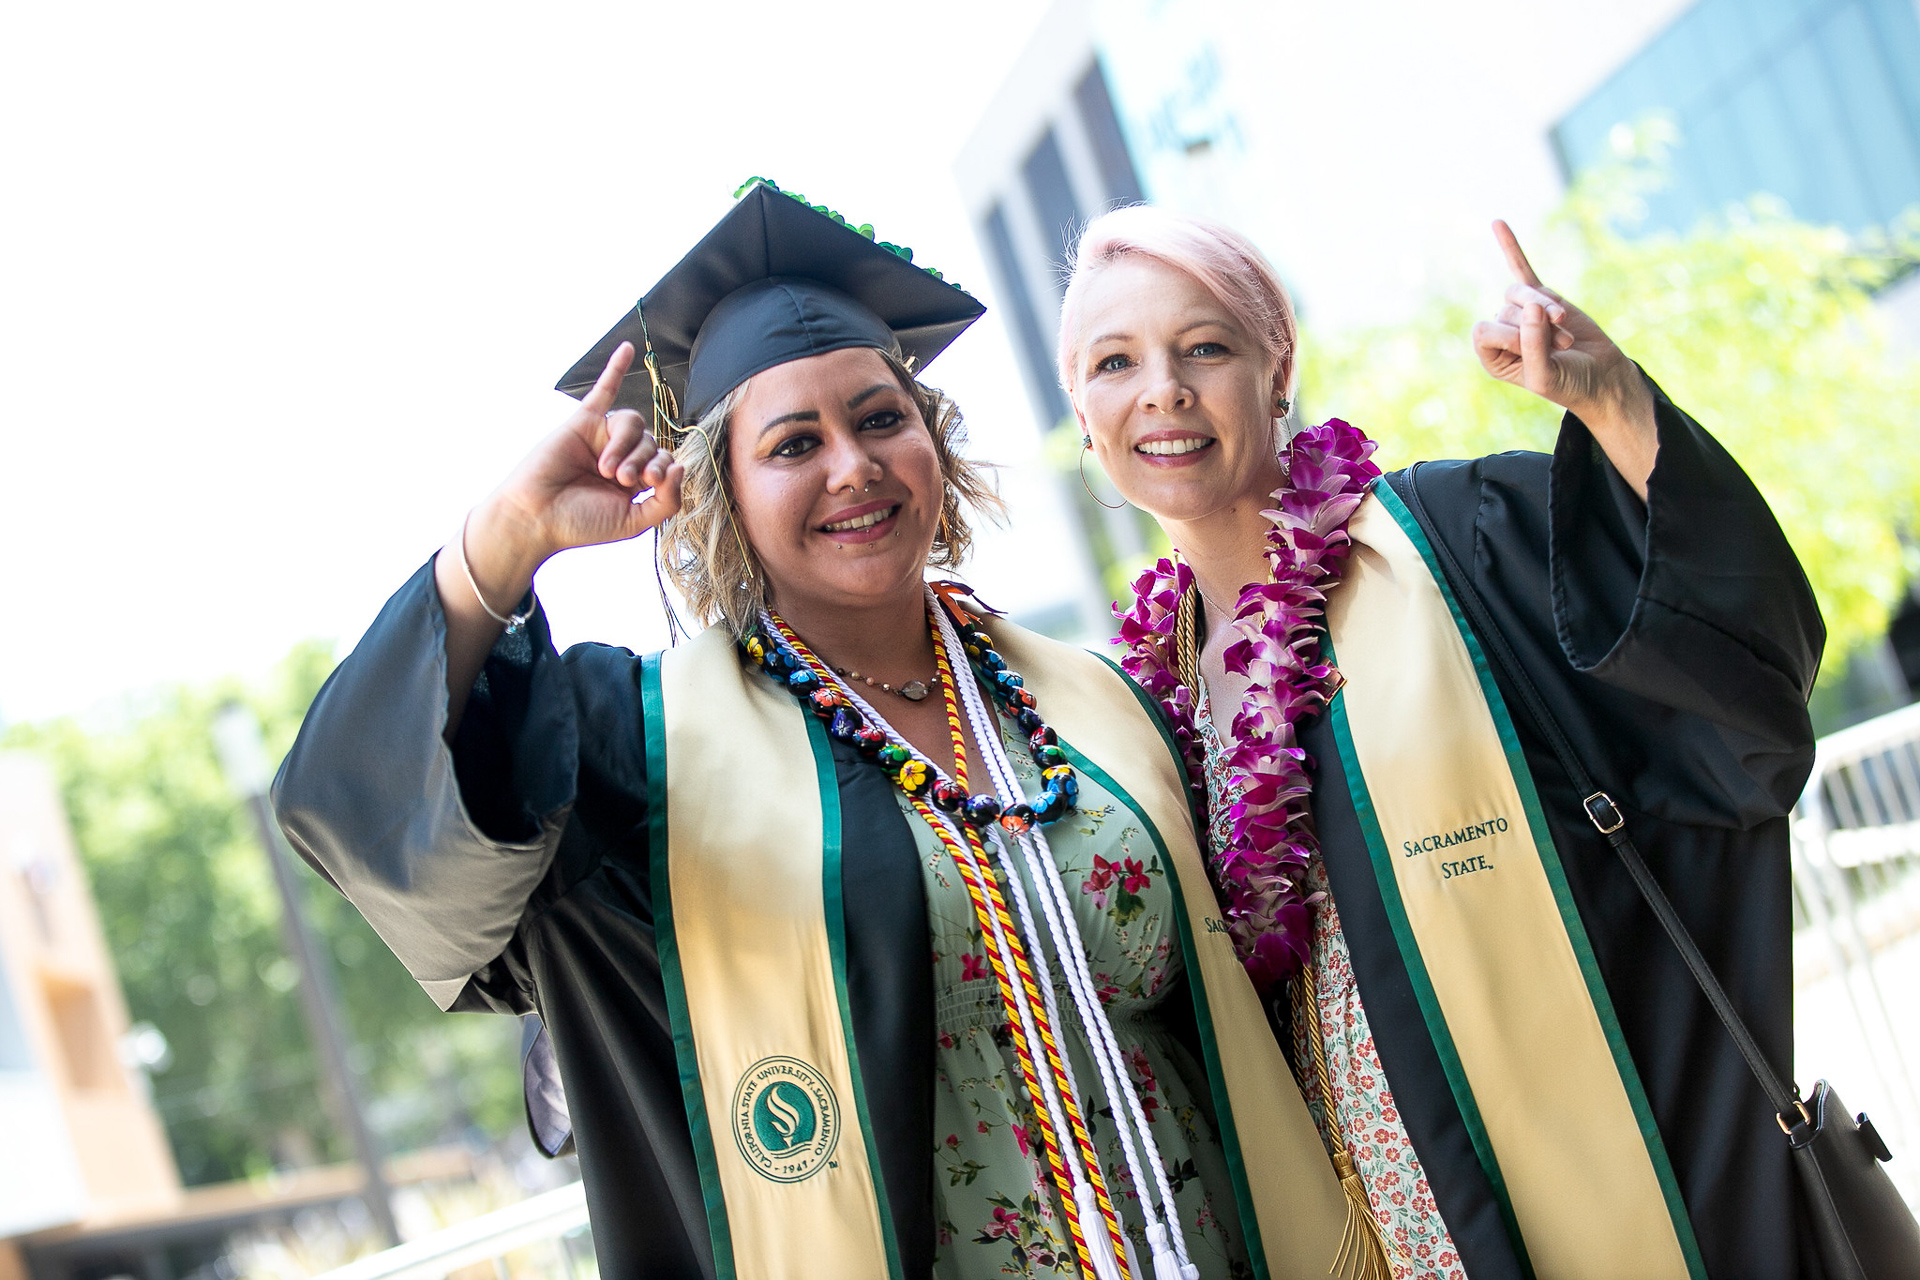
[746,600,1126,1278]
[740,600,1078,833]
[744,588,1200,1280]
[917,599,1201,1280]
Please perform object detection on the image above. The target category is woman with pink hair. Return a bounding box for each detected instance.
[1058,206,1826,1280]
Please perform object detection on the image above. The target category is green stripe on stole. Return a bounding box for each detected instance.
[1324,485,1705,1279]
[642,653,735,1278]
[648,629,899,1280]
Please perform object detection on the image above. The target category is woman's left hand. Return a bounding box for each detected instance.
[1471,220,1658,498]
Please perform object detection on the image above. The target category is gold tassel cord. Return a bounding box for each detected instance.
[1173,570,1201,694]
[1181,573,1394,1280]
[634,305,683,451]
[632,301,762,600]
[1295,964,1397,1280]
[1330,1150,1393,1280]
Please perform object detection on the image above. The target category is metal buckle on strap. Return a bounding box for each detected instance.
[1776,1098,1813,1138]
[1583,791,1625,834]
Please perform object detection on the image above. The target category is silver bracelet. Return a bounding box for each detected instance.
[454,510,535,634]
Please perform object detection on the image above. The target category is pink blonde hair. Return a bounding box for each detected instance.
[1056,205,1298,399]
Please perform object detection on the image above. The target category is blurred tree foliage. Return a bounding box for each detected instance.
[0,643,522,1186]
[1299,121,1920,685]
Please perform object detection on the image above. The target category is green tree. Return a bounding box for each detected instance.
[1,643,522,1186]
[1300,123,1920,690]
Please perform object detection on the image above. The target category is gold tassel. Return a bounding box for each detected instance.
[1329,1149,1393,1280]
[1294,966,1398,1280]
[1194,570,1396,1280]
[633,304,683,450]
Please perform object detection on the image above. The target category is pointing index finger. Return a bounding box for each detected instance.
[582,341,636,416]
[1492,219,1542,287]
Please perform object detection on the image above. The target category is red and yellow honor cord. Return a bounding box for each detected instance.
[766,610,1130,1280]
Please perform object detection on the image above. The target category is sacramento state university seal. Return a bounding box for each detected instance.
[731,1056,840,1183]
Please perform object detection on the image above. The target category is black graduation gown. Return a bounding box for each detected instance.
[1308,381,1824,1279]
[273,571,943,1279]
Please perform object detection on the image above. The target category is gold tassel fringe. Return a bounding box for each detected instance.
[1295,965,1398,1280]
[1191,578,1396,1280]
[1329,1150,1393,1280]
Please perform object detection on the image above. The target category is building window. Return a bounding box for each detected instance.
[981,202,1071,427]
[1552,0,1920,233]
[1075,61,1146,207]
[1022,128,1083,285]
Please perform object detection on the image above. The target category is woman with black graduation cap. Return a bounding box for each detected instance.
[273,182,1364,1280]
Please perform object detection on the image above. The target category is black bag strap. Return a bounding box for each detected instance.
[1399,465,1803,1120]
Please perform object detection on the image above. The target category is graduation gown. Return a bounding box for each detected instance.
[273,570,1361,1279]
[273,568,943,1277]
[1307,383,1824,1279]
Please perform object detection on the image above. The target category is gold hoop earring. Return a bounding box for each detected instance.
[1079,444,1127,511]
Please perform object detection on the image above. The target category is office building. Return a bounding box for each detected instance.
[957,0,1920,619]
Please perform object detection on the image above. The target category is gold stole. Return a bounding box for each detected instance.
[648,628,897,1280]
[1325,485,1705,1280]
[647,620,1351,1280]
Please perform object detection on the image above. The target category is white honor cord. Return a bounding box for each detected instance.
[989,826,1161,1192]
[931,810,1113,1280]
[984,825,1136,1280]
[975,823,1125,1280]
[928,597,1186,1252]
[921,810,1123,1280]
[929,596,1197,1278]
[773,611,1119,1277]
[921,610,1190,1274]
[984,825,1157,1210]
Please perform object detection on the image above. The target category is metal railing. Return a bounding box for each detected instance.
[312,1182,590,1280]
[313,708,1920,1278]
[1790,700,1920,1207]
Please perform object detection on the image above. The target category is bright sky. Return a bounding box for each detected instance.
[0,1,1071,726]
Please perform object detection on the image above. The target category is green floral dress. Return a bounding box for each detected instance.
[903,715,1251,1279]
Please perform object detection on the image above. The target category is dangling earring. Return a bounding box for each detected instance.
[1273,394,1296,474]
[1079,437,1127,511]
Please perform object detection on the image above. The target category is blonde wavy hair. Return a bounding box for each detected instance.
[658,350,1003,637]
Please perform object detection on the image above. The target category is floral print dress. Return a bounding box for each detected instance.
[1193,682,1468,1280]
[902,712,1251,1279]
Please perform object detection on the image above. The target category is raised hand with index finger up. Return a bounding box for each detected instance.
[1470,220,1659,498]
[484,340,686,563]
[432,340,685,730]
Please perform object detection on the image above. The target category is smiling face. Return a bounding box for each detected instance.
[1070,254,1289,524]
[727,345,943,622]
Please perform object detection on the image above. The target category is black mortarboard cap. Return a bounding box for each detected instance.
[555,181,985,426]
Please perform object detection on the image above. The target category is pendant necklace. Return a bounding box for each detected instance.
[830,665,931,701]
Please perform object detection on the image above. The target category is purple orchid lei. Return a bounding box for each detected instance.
[1114,419,1380,994]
